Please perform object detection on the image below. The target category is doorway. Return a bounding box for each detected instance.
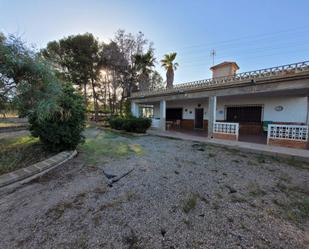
[195,108,204,129]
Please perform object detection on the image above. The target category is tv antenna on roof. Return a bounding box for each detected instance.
[210,49,216,66]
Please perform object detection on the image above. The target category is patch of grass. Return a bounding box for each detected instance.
[223,147,242,155]
[182,194,198,213]
[129,144,144,156]
[71,235,88,249]
[216,192,223,199]
[272,180,309,225]
[192,143,210,152]
[278,174,292,183]
[282,158,309,170]
[123,229,139,249]
[79,130,143,164]
[256,155,267,164]
[247,160,258,166]
[208,153,216,158]
[93,186,107,194]
[0,135,53,175]
[46,201,74,220]
[284,198,309,223]
[230,194,247,203]
[239,153,248,158]
[247,182,267,197]
[212,201,220,210]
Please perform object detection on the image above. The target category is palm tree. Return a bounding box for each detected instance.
[161,52,179,88]
[134,50,156,91]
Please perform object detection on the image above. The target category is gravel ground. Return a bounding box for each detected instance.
[0,128,308,249]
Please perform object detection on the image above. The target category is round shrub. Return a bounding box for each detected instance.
[109,117,125,130]
[109,116,151,133]
[28,83,86,152]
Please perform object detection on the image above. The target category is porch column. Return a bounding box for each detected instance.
[307,97,309,125]
[160,100,166,131]
[208,96,217,138]
[131,102,139,117]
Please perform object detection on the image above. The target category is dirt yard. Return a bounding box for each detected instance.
[0,128,308,249]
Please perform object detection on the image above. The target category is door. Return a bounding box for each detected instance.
[195,108,204,129]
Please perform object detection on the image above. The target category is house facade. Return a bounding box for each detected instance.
[130,61,309,149]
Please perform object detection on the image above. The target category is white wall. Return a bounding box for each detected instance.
[216,96,307,123]
[152,96,309,123]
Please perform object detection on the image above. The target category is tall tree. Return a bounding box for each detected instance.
[41,35,96,100]
[161,52,179,88]
[149,70,164,90]
[134,50,155,91]
[99,41,128,114]
[41,33,101,121]
[112,30,153,95]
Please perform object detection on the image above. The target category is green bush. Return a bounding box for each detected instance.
[109,117,151,133]
[1,34,86,152]
[28,83,86,152]
[109,117,125,130]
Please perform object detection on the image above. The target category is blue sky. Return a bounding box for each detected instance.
[1,0,309,83]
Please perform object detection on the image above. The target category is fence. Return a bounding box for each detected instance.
[267,124,308,144]
[132,60,309,98]
[214,122,239,140]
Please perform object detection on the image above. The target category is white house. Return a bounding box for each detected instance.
[130,61,309,149]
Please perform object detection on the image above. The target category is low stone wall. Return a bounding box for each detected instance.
[0,125,28,133]
[213,132,238,141]
[0,150,77,192]
[268,138,308,149]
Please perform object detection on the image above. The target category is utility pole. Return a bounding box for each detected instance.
[210,49,216,66]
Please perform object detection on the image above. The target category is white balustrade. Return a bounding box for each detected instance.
[151,118,160,129]
[267,124,309,143]
[214,122,239,139]
[131,61,309,98]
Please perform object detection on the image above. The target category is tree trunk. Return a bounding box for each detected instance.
[166,68,174,88]
[83,83,87,106]
[119,90,125,116]
[91,79,99,122]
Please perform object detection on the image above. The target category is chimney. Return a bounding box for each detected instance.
[210,61,239,79]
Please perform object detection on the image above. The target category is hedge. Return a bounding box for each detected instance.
[109,117,152,133]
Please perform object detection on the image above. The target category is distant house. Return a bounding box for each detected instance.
[130,61,309,149]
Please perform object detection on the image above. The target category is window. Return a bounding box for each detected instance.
[226,106,262,123]
[140,106,154,118]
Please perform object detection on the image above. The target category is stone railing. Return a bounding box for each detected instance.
[267,124,308,149]
[267,124,308,142]
[131,60,309,98]
[151,118,160,128]
[214,122,239,140]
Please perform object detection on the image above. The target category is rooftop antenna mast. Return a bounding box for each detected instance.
[210,49,216,66]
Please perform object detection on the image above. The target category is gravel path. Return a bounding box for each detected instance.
[0,128,308,249]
